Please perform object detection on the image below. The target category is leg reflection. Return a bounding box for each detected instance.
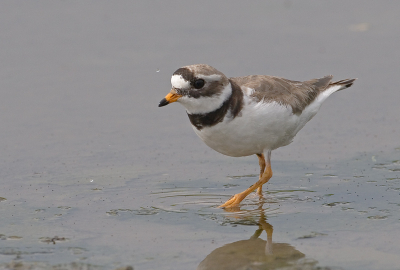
[197,207,316,270]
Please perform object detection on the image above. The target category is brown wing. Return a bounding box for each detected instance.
[230,75,333,114]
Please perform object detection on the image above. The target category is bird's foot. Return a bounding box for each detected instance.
[219,193,247,208]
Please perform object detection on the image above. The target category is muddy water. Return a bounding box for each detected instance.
[1,1,400,270]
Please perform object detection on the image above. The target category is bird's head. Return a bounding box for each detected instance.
[159,64,231,114]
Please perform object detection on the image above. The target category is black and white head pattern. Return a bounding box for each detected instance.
[170,64,244,130]
[170,64,232,114]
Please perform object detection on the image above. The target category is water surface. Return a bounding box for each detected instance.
[1,1,400,269]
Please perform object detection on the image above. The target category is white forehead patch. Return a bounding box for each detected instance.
[171,75,190,89]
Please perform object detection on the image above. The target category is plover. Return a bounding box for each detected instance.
[159,64,356,208]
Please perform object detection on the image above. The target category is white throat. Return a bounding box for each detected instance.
[178,83,232,114]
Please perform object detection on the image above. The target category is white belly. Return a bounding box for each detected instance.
[192,100,319,157]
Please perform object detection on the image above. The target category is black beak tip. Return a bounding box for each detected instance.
[158,98,169,107]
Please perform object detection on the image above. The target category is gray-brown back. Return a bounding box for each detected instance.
[230,75,335,114]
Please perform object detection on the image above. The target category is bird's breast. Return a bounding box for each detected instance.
[191,100,302,157]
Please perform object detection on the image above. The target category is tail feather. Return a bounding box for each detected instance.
[305,75,333,90]
[330,78,357,91]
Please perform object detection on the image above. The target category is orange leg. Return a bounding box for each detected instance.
[219,151,272,208]
[256,153,266,195]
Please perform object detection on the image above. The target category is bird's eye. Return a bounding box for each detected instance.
[193,79,205,89]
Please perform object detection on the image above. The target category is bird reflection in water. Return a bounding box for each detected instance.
[197,207,318,270]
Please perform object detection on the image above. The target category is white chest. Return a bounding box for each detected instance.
[192,100,310,157]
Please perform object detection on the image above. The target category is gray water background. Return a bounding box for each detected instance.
[1,1,400,269]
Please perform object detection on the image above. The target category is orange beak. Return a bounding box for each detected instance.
[158,89,182,107]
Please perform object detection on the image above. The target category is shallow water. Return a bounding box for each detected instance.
[1,149,400,270]
[1,1,400,270]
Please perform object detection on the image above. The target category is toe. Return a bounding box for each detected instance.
[219,193,246,208]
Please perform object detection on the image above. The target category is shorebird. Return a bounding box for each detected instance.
[159,64,356,208]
